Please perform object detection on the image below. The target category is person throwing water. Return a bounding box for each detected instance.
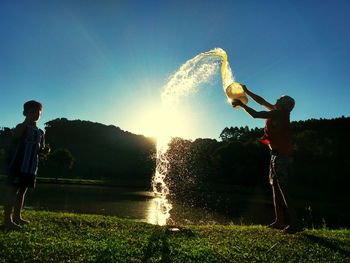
[232,84,302,234]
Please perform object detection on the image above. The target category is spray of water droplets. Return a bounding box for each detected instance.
[152,48,235,225]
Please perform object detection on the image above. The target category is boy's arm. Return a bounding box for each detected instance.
[241,84,275,111]
[39,130,50,158]
[232,100,280,119]
[40,130,45,150]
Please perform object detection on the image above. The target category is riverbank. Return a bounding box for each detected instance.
[0,174,105,184]
[0,209,349,262]
[0,175,348,228]
[0,174,148,189]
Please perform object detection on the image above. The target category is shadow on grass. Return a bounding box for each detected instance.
[142,228,170,263]
[0,225,23,232]
[141,227,195,263]
[303,233,350,257]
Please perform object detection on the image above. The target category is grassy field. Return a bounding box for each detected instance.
[0,209,349,262]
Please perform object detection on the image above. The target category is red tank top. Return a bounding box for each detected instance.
[260,110,292,157]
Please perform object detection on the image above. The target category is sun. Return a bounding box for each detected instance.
[135,106,194,141]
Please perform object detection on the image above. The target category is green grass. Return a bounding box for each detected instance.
[0,209,349,263]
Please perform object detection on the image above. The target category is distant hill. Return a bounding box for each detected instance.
[0,118,156,188]
[42,118,157,187]
[1,116,350,189]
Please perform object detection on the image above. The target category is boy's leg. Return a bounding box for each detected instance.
[275,182,286,223]
[4,186,21,229]
[269,180,286,229]
[13,187,29,225]
[268,155,286,228]
[277,183,301,233]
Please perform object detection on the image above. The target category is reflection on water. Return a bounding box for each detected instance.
[1,181,347,228]
[0,183,161,224]
[0,182,274,225]
[146,197,162,225]
[0,183,235,225]
[0,182,347,228]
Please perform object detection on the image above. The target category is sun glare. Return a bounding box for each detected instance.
[138,106,193,225]
[136,107,194,141]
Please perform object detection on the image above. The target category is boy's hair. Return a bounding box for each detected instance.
[280,95,295,112]
[23,100,43,116]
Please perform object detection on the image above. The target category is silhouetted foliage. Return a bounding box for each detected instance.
[42,148,75,179]
[42,118,156,186]
[165,116,350,227]
[0,127,15,173]
[0,118,156,188]
[1,116,349,227]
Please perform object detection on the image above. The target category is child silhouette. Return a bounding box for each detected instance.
[4,100,50,229]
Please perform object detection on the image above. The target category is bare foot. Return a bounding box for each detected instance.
[4,221,22,230]
[13,218,30,225]
[283,224,303,234]
[267,221,287,230]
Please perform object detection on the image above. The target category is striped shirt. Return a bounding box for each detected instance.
[9,125,45,175]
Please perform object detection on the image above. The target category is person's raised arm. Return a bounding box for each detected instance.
[232,99,280,119]
[241,84,275,111]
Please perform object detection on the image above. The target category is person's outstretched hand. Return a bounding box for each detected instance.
[232,99,244,108]
[239,83,248,93]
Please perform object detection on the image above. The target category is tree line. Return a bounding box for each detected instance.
[0,116,349,227]
[164,116,350,227]
[0,118,156,187]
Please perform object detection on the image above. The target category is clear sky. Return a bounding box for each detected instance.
[1,0,349,140]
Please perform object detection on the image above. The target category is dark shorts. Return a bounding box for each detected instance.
[7,171,36,188]
[269,154,291,186]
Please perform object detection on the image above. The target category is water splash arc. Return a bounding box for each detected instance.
[151,48,246,225]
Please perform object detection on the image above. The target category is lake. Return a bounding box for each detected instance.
[1,182,346,227]
[0,182,275,225]
[0,183,164,224]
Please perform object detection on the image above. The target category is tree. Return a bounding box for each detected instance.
[46,148,75,179]
[42,118,156,185]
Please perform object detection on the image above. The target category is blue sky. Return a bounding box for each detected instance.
[1,0,349,139]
